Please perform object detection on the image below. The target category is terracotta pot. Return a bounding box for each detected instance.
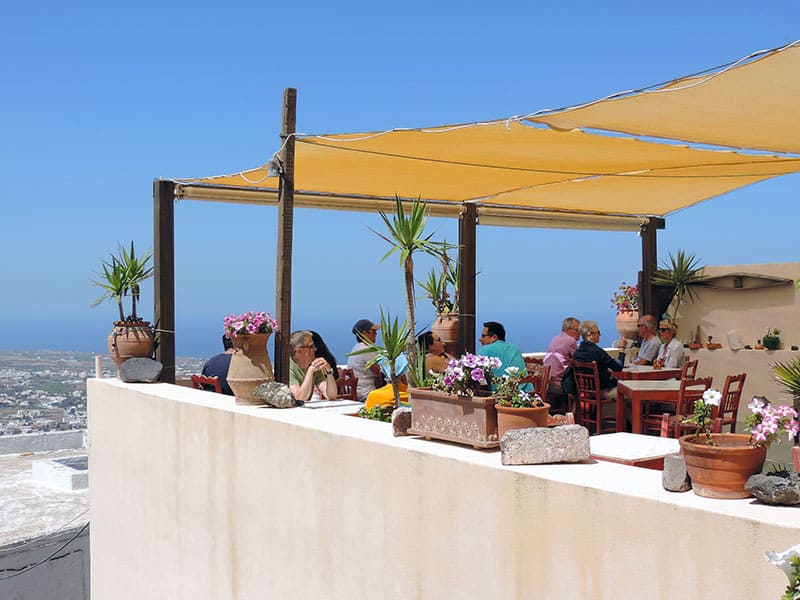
[107,322,155,368]
[432,313,460,357]
[407,387,499,448]
[227,332,275,405]
[615,310,639,340]
[679,433,767,499]
[496,403,551,439]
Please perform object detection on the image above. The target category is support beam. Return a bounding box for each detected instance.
[639,217,665,317]
[154,179,176,383]
[274,88,297,384]
[458,203,477,355]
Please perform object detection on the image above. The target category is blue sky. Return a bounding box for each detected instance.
[1,1,798,361]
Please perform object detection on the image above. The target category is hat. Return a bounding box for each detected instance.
[352,319,380,335]
[378,354,409,380]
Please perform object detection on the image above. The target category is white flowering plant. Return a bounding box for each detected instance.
[765,544,800,600]
[745,396,799,448]
[431,353,501,397]
[683,388,722,444]
[494,366,545,408]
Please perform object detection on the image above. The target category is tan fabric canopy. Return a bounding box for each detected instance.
[529,42,800,154]
[175,42,800,230]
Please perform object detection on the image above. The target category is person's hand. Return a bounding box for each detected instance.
[619,337,627,349]
[310,357,331,375]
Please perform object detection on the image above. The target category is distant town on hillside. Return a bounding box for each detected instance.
[0,350,205,436]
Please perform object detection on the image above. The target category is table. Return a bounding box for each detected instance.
[616,380,705,434]
[589,432,680,470]
[613,365,682,381]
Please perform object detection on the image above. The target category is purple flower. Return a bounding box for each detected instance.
[462,354,477,368]
[470,368,485,382]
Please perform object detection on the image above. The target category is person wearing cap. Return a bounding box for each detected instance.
[654,319,686,369]
[364,354,409,410]
[347,319,384,401]
[289,330,338,401]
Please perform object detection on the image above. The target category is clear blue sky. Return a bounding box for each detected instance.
[1,1,798,361]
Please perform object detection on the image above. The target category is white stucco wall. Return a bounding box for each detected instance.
[88,379,800,600]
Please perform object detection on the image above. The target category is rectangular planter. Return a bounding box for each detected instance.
[407,387,499,449]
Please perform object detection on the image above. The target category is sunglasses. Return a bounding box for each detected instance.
[658,327,672,332]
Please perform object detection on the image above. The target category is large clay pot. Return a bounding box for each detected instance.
[107,322,155,368]
[679,433,767,499]
[615,310,639,340]
[432,313,460,356]
[407,387,499,448]
[496,403,551,439]
[227,332,275,405]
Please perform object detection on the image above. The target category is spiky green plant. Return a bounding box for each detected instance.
[651,250,707,319]
[90,241,154,322]
[348,308,410,409]
[773,356,800,412]
[373,195,438,367]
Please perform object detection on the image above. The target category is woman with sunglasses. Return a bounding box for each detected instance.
[416,331,453,374]
[653,320,686,369]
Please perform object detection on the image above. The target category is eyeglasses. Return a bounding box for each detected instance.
[298,344,316,350]
[658,327,671,332]
[479,333,491,338]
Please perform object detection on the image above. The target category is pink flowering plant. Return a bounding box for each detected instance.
[223,311,279,338]
[431,353,501,397]
[494,366,545,408]
[610,282,639,312]
[746,396,799,448]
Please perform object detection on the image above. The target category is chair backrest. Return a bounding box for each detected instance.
[191,374,222,394]
[680,358,698,380]
[677,376,713,416]
[720,373,747,415]
[520,363,551,401]
[336,367,359,401]
[547,412,575,426]
[524,356,544,371]
[573,361,602,400]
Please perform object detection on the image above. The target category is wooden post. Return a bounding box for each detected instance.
[458,203,477,355]
[639,217,664,317]
[274,88,297,384]
[154,179,176,383]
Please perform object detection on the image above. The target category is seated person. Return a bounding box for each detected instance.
[289,330,338,401]
[573,320,624,399]
[347,318,384,401]
[477,321,531,391]
[310,330,339,380]
[201,335,235,395]
[543,317,580,397]
[654,319,686,369]
[365,354,409,410]
[618,314,660,365]
[417,331,453,374]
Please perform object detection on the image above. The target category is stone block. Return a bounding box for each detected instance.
[392,407,412,436]
[745,473,800,505]
[500,424,590,465]
[118,358,163,383]
[662,454,691,492]
[252,381,296,408]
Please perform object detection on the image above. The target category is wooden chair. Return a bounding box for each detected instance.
[680,358,698,380]
[520,363,550,405]
[191,374,222,394]
[524,356,544,372]
[572,360,616,435]
[718,373,747,433]
[335,367,359,401]
[660,414,722,438]
[648,376,713,437]
[547,412,575,426]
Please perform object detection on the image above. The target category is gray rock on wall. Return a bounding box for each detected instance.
[252,381,296,408]
[500,425,590,465]
[118,358,163,383]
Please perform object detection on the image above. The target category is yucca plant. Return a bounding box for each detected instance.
[773,356,800,412]
[348,308,409,409]
[373,195,439,367]
[651,250,708,319]
[91,241,154,323]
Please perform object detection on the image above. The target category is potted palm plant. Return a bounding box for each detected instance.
[418,244,460,356]
[651,250,707,320]
[91,242,155,368]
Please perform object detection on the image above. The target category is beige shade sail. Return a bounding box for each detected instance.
[528,41,800,154]
[176,120,800,229]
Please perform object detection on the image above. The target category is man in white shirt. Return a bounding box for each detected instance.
[346,318,384,401]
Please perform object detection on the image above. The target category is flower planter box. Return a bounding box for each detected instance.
[679,433,767,499]
[408,387,499,449]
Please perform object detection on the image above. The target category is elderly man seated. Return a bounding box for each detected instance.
[573,320,624,399]
[289,330,338,401]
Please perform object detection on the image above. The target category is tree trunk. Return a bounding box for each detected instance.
[390,366,400,409]
[404,256,417,367]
